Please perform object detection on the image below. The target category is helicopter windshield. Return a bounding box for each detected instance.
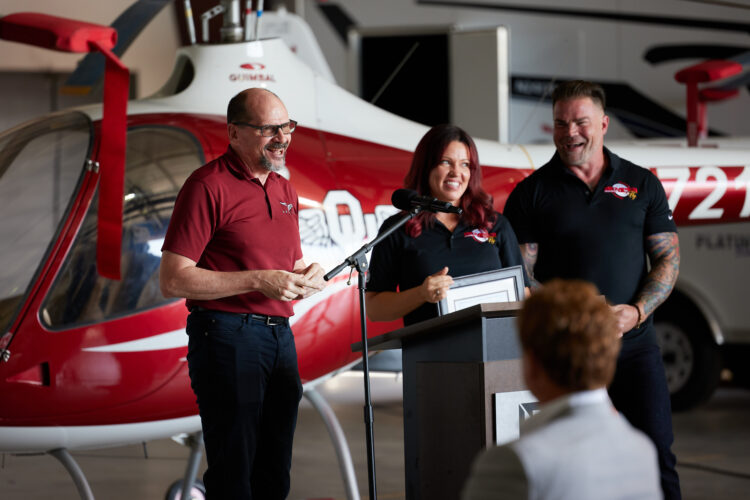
[41,125,204,328]
[0,112,92,335]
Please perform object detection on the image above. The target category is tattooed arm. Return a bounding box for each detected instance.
[638,231,681,316]
[519,243,542,291]
[611,232,680,335]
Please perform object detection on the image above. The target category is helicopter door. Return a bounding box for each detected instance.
[0,111,94,358]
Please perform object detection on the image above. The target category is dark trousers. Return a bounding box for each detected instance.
[186,309,303,500]
[609,343,681,500]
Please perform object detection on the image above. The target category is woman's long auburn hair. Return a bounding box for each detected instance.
[404,124,495,237]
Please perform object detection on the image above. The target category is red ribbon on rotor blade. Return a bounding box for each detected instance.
[90,40,129,280]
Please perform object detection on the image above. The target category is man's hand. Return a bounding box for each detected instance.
[293,262,327,299]
[257,269,324,302]
[420,267,454,304]
[610,304,640,338]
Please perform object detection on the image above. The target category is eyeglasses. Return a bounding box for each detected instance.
[232,119,298,137]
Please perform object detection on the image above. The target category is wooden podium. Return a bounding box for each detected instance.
[353,302,526,500]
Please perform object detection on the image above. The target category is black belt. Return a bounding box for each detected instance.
[248,313,288,326]
[190,306,288,326]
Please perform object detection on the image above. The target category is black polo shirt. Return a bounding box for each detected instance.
[504,147,676,347]
[368,212,528,326]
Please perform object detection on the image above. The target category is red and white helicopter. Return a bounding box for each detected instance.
[1,2,749,499]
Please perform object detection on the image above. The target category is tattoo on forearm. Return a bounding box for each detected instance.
[520,243,542,290]
[637,232,680,318]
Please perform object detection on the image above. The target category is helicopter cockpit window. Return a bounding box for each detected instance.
[42,126,204,328]
[0,112,92,335]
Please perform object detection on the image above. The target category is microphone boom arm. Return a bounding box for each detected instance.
[324,206,420,282]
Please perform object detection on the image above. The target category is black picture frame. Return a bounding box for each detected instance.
[436,265,524,316]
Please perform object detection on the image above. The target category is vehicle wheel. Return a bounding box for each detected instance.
[654,301,721,411]
[165,479,206,500]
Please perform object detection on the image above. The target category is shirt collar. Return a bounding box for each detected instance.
[521,388,611,434]
[567,387,610,407]
[539,387,609,415]
[430,215,468,234]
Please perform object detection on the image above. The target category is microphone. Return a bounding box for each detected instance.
[391,189,463,215]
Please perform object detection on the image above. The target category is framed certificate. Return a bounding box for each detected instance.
[437,266,524,316]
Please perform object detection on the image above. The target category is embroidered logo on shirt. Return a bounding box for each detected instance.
[464,228,497,244]
[279,201,295,214]
[604,182,638,200]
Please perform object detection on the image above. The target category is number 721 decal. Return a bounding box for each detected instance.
[655,166,750,222]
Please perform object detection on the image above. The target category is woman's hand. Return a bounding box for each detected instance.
[421,267,454,303]
[366,267,454,321]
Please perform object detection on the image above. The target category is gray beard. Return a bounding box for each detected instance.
[261,144,287,172]
[260,155,283,172]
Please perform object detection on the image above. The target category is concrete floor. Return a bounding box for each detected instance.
[1,374,749,500]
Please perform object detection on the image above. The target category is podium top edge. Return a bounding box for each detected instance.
[352,301,523,352]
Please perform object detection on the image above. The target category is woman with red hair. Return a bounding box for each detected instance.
[366,124,528,326]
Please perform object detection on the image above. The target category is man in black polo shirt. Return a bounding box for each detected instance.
[504,80,681,499]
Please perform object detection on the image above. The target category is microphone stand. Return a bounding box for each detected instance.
[324,206,421,500]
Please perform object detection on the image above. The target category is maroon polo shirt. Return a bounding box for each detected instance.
[163,146,303,317]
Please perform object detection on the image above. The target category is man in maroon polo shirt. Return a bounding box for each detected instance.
[160,88,325,500]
